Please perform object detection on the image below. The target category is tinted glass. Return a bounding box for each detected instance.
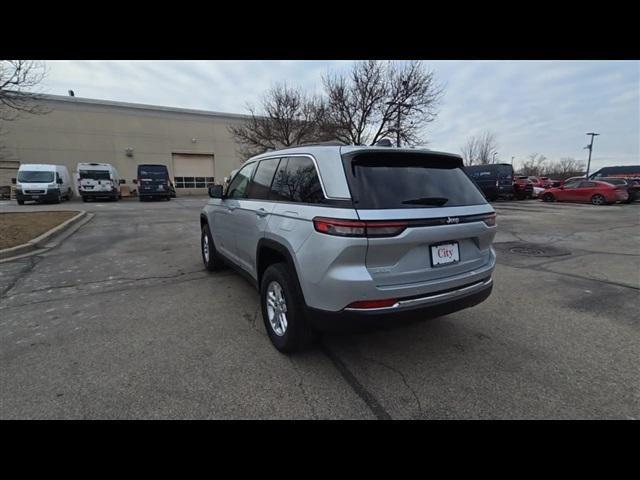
[465,164,513,180]
[226,162,256,199]
[79,170,110,180]
[602,178,625,185]
[580,182,597,188]
[139,165,168,179]
[17,171,54,183]
[248,158,280,200]
[563,181,580,189]
[345,153,487,209]
[270,157,324,204]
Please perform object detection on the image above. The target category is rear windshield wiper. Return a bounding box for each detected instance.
[401,197,449,206]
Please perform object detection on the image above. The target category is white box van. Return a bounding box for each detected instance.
[76,163,123,202]
[15,164,74,205]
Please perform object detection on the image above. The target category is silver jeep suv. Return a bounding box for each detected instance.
[200,144,497,352]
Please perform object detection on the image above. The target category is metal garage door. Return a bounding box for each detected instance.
[172,153,215,195]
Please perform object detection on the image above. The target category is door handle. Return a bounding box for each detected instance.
[256,208,268,217]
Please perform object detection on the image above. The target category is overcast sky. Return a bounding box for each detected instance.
[38,60,639,171]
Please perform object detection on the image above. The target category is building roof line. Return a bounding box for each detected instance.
[8,91,253,121]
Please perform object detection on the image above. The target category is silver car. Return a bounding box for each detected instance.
[200,144,497,352]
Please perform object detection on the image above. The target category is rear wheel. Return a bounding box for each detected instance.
[591,194,606,205]
[260,262,316,353]
[542,193,555,202]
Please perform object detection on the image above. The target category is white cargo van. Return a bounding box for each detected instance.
[15,164,74,205]
[76,163,123,202]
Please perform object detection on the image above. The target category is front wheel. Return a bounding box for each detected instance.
[591,194,606,205]
[542,193,555,202]
[260,263,316,353]
[17,199,24,205]
[201,224,223,272]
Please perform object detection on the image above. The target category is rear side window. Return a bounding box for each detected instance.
[270,157,325,204]
[248,158,280,200]
[343,152,487,209]
[580,182,597,188]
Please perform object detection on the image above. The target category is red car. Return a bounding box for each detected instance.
[514,176,534,199]
[540,180,629,205]
[528,176,552,188]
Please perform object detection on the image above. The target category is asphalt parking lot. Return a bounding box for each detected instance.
[1,197,638,419]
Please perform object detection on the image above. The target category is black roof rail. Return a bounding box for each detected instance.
[274,141,347,151]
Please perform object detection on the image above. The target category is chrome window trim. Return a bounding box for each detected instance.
[249,153,349,201]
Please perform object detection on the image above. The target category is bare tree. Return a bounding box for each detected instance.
[0,60,48,121]
[228,83,333,159]
[520,153,547,176]
[543,157,586,178]
[460,136,478,166]
[323,60,443,146]
[461,131,498,165]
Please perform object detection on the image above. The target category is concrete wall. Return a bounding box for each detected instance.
[0,94,249,193]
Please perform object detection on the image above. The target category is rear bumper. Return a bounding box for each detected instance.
[307,277,493,331]
[81,190,117,198]
[139,190,170,197]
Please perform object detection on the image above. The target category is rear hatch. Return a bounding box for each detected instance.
[79,169,112,192]
[138,165,169,193]
[341,150,496,288]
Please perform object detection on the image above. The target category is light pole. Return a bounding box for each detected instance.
[584,132,600,179]
[511,156,515,166]
[492,152,498,163]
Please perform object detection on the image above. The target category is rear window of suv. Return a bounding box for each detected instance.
[342,152,488,209]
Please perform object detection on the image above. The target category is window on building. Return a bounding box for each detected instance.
[174,176,215,188]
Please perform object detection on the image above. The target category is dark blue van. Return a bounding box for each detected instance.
[136,164,171,201]
[464,163,514,201]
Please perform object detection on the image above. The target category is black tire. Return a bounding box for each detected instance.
[17,199,24,205]
[166,196,171,201]
[591,194,606,205]
[139,195,145,202]
[52,192,62,204]
[260,262,316,353]
[201,223,223,272]
[542,193,554,202]
[82,196,88,202]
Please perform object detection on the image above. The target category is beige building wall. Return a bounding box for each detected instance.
[0,94,249,194]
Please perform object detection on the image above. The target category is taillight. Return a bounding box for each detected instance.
[482,213,497,227]
[312,217,407,238]
[495,179,499,187]
[346,298,398,310]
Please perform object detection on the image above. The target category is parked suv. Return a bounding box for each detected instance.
[200,145,497,352]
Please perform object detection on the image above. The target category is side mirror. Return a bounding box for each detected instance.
[119,179,126,184]
[57,178,63,184]
[208,185,223,199]
[11,178,16,185]
[132,179,138,184]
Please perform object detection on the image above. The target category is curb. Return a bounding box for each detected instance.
[0,211,89,261]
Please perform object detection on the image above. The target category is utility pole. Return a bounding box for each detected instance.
[511,156,515,166]
[492,152,498,163]
[386,100,413,147]
[584,132,600,179]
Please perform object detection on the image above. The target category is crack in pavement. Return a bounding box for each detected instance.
[319,341,392,420]
[360,355,424,419]
[0,272,215,310]
[288,358,319,420]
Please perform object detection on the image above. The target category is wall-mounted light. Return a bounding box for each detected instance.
[191,138,197,143]
[125,148,134,157]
